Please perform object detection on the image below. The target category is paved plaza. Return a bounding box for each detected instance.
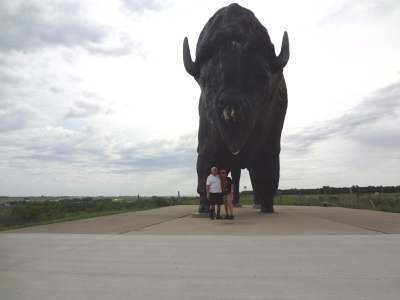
[1,205,399,299]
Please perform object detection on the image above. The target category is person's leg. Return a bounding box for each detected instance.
[209,204,214,219]
[216,194,223,219]
[228,200,233,214]
[209,194,215,220]
[216,204,222,219]
[228,195,234,219]
[223,195,229,218]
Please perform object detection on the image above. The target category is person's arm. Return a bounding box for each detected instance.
[206,185,210,199]
[230,183,234,195]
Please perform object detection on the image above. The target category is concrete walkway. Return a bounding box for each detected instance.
[1,205,400,299]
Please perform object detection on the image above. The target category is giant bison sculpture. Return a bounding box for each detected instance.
[183,3,289,213]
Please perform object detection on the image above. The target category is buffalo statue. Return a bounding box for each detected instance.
[183,3,289,213]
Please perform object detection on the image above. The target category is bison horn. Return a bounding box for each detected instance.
[271,31,290,71]
[183,37,200,77]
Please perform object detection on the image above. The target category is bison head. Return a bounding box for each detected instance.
[183,3,289,154]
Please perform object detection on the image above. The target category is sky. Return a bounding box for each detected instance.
[1,0,399,197]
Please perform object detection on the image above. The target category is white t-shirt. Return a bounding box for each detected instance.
[206,174,222,193]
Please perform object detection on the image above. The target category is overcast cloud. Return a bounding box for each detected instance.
[0,0,399,197]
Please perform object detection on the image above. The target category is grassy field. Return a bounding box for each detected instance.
[1,192,399,231]
[239,192,400,213]
[0,196,178,231]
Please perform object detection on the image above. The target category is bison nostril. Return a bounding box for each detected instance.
[222,106,237,121]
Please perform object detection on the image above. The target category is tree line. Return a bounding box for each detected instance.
[240,185,400,196]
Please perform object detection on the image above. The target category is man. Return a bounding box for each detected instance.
[206,167,223,220]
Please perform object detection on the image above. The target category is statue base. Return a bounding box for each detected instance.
[191,212,209,218]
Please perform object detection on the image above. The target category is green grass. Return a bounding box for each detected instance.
[0,210,132,231]
[234,193,400,213]
[0,196,177,231]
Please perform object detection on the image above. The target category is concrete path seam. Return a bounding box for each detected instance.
[119,214,192,234]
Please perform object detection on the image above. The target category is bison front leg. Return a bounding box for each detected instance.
[196,161,210,213]
[249,156,280,213]
[231,168,241,205]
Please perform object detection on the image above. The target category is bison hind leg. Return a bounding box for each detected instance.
[249,168,278,214]
[253,190,275,213]
[260,203,275,213]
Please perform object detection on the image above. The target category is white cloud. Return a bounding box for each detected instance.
[120,0,172,14]
[0,0,399,196]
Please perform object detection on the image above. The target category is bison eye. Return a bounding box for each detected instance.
[261,64,270,75]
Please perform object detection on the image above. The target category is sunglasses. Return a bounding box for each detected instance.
[221,172,226,174]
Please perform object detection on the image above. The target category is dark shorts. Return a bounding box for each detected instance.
[209,193,223,206]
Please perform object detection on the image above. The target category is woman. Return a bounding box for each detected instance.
[220,169,234,220]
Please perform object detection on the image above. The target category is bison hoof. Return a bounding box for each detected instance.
[260,206,274,213]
